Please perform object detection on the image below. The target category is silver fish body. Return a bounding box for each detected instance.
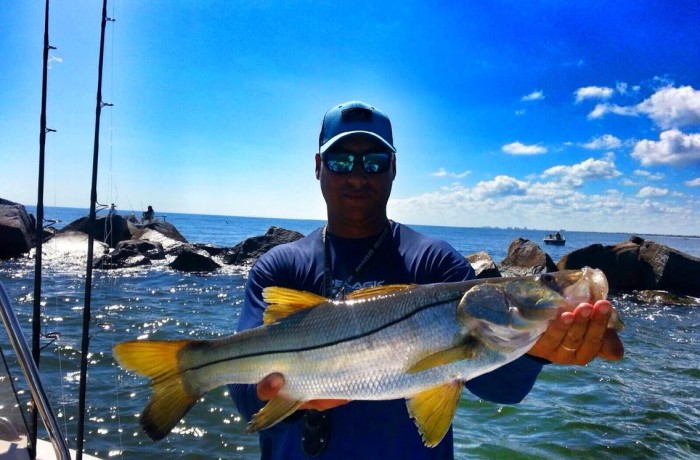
[113,267,619,444]
[186,283,534,399]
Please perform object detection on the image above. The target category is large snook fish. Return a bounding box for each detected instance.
[113,267,622,446]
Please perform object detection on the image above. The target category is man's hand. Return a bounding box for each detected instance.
[257,373,350,411]
[528,300,624,365]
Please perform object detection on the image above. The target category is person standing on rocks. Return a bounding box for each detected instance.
[142,205,155,223]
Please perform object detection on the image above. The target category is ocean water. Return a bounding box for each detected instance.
[1,206,699,459]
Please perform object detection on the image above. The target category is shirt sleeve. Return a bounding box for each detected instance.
[464,355,545,403]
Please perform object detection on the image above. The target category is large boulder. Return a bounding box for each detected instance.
[0,199,36,259]
[136,228,186,252]
[93,240,164,269]
[224,226,304,266]
[638,238,700,296]
[557,236,700,296]
[129,220,187,244]
[61,214,131,248]
[169,249,221,272]
[556,240,641,290]
[499,238,557,277]
[467,251,501,279]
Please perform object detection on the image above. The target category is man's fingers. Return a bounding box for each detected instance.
[538,309,571,348]
[257,373,285,401]
[575,301,612,364]
[558,304,592,350]
[257,374,351,410]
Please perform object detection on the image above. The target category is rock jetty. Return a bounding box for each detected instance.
[557,235,700,297]
[1,198,698,297]
[0,199,36,259]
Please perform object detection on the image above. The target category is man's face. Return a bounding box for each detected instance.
[315,135,396,228]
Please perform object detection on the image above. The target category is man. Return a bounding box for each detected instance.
[231,101,624,459]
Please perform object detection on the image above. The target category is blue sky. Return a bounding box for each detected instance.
[2,1,700,235]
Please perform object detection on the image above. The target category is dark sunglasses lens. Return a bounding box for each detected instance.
[324,153,355,173]
[362,153,390,173]
[323,152,391,174]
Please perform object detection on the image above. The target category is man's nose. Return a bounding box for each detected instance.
[348,160,368,179]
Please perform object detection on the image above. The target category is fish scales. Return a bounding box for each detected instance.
[183,284,470,400]
[113,267,620,445]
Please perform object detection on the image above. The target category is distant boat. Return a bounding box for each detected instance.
[543,231,566,246]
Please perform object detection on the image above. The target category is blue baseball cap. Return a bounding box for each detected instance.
[318,101,396,154]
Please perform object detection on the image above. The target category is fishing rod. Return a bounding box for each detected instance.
[77,0,113,457]
[30,0,57,455]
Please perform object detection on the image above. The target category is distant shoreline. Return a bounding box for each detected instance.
[21,204,700,240]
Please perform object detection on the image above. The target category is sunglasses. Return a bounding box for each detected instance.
[321,151,393,174]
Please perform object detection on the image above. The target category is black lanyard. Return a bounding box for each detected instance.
[303,221,391,457]
[321,221,391,299]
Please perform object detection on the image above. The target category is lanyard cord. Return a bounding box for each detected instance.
[322,221,391,299]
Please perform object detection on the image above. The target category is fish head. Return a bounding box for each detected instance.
[504,267,609,322]
[457,267,617,351]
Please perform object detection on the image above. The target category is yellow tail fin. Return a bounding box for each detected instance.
[113,340,200,441]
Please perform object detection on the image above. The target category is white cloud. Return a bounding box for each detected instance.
[582,134,622,150]
[473,175,528,197]
[631,129,700,166]
[389,179,698,235]
[502,142,547,155]
[542,157,621,186]
[431,168,471,179]
[637,186,669,197]
[636,86,700,129]
[575,86,614,103]
[685,178,700,187]
[586,85,700,129]
[522,90,545,102]
[633,169,664,180]
[388,170,699,235]
[514,109,526,116]
[587,103,637,119]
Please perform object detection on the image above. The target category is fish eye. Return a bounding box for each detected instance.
[539,273,556,286]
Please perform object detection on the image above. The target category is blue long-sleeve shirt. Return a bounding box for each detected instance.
[231,222,544,459]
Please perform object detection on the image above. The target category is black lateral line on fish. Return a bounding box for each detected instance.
[184,296,461,373]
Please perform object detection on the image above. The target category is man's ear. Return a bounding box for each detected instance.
[391,154,397,180]
[315,153,321,179]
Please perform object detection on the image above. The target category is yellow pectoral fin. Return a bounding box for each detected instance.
[406,381,464,447]
[344,284,415,300]
[246,396,306,432]
[406,337,482,374]
[262,287,328,324]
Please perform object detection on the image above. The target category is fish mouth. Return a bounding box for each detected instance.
[547,267,609,305]
[500,268,609,323]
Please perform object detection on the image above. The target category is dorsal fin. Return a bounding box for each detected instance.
[344,284,415,300]
[262,287,328,324]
